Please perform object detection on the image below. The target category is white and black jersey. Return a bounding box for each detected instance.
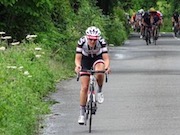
[76,36,108,58]
[76,35,108,70]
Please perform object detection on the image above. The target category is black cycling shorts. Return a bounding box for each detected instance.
[80,54,105,76]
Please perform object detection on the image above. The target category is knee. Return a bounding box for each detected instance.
[81,85,88,92]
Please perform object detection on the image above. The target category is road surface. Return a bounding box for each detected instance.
[39,32,180,135]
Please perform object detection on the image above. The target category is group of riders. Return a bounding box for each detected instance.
[130,8,180,40]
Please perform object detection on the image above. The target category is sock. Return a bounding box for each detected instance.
[97,85,102,93]
[80,105,85,116]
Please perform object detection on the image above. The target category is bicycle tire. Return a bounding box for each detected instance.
[145,27,149,45]
[84,104,89,125]
[89,100,92,133]
[153,28,157,45]
[88,84,94,133]
[174,25,178,37]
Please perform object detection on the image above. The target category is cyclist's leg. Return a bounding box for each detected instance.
[78,75,89,124]
[141,24,145,39]
[93,59,105,92]
[140,22,143,38]
[80,75,90,106]
[174,22,178,36]
[78,56,93,124]
[93,59,105,103]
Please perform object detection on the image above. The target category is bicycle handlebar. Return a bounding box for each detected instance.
[76,69,108,82]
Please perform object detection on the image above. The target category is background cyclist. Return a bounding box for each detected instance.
[157,10,163,36]
[149,8,161,39]
[172,11,180,37]
[142,11,151,42]
[74,26,110,125]
[172,11,180,30]
[138,9,145,38]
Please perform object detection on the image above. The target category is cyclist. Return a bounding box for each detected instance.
[172,12,180,35]
[149,8,161,40]
[157,10,163,35]
[130,12,136,31]
[142,11,151,41]
[75,26,111,125]
[138,9,145,38]
[172,12,179,29]
[130,11,142,33]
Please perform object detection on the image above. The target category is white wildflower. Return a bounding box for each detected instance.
[26,34,37,40]
[35,47,42,51]
[0,32,5,35]
[18,66,24,71]
[35,54,41,58]
[1,36,12,40]
[0,46,6,51]
[18,66,24,69]
[24,71,29,75]
[11,41,20,46]
[11,66,17,69]
[6,66,17,69]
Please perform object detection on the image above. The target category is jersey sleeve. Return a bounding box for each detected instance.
[76,36,86,54]
[99,36,108,53]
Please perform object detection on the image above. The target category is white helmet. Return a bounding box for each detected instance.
[85,26,101,38]
[139,9,144,14]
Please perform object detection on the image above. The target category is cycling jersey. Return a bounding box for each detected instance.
[173,13,179,23]
[142,12,151,26]
[149,12,160,25]
[76,36,108,70]
[76,36,108,57]
[135,12,142,21]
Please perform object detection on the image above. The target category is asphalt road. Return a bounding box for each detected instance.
[39,32,180,135]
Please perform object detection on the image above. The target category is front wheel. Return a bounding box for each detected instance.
[144,28,149,45]
[89,100,92,133]
[153,28,158,45]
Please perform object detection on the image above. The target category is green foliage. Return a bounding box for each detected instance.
[0,0,18,6]
[75,0,107,36]
[0,42,74,135]
[105,3,128,46]
[0,0,53,40]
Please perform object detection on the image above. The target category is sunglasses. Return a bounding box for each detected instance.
[88,38,97,41]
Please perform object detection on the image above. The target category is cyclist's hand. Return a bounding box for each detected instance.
[105,67,111,74]
[75,65,82,73]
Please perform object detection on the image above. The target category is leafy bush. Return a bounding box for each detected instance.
[106,5,128,46]
[0,42,74,135]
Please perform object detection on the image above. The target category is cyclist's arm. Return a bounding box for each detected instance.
[75,53,82,73]
[142,18,145,25]
[102,53,110,72]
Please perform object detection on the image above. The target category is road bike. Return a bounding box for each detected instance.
[144,25,151,45]
[77,69,108,133]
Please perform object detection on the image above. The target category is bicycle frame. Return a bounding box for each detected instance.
[77,69,107,133]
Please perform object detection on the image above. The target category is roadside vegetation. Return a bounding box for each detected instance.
[0,0,179,135]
